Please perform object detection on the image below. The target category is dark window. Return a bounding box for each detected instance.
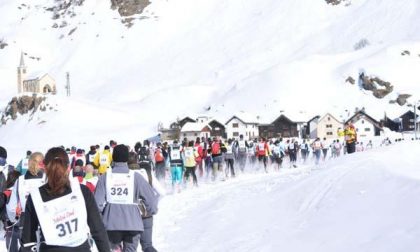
[233,132,239,137]
[232,123,239,128]
[326,132,333,135]
[364,128,370,132]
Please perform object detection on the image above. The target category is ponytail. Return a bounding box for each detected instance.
[44,147,70,196]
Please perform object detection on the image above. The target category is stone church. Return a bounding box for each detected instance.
[17,53,57,94]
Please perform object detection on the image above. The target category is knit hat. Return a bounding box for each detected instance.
[112,144,129,163]
[0,146,7,159]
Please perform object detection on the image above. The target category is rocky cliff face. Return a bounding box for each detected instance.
[1,95,47,124]
[111,0,151,27]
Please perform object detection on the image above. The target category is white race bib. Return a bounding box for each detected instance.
[226,145,233,154]
[31,178,88,247]
[184,149,194,159]
[258,143,265,150]
[18,175,46,211]
[99,154,109,166]
[238,141,246,149]
[106,170,135,205]
[170,148,181,160]
[89,154,96,163]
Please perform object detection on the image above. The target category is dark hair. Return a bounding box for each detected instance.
[90,145,96,151]
[26,150,32,156]
[104,145,110,150]
[196,137,200,144]
[128,151,138,165]
[134,142,142,153]
[188,141,194,147]
[44,147,70,196]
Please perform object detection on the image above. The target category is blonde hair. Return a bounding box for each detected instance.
[28,152,44,176]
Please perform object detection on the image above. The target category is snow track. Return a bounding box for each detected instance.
[154,141,420,252]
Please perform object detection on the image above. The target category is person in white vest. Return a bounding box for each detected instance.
[95,144,158,252]
[7,152,45,252]
[20,147,110,252]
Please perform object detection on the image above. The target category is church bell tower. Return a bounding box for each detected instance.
[17,52,27,93]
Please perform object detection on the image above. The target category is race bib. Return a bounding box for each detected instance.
[18,176,46,210]
[238,141,246,149]
[31,178,88,247]
[170,149,181,160]
[226,145,233,154]
[184,149,194,159]
[89,154,96,163]
[106,170,135,205]
[258,143,265,150]
[99,154,108,165]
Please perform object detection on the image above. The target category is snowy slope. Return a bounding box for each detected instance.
[1,0,420,156]
[154,141,420,252]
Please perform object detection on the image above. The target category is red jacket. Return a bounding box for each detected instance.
[256,141,268,156]
[194,143,204,162]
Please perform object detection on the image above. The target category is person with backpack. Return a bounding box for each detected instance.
[128,150,162,252]
[95,144,158,252]
[85,145,98,168]
[21,147,110,252]
[300,139,309,163]
[183,141,199,187]
[1,170,21,252]
[256,138,270,172]
[7,152,45,252]
[15,150,32,176]
[154,142,167,182]
[344,123,357,154]
[168,140,184,192]
[209,137,226,181]
[236,135,249,172]
[312,138,322,165]
[194,138,204,177]
[93,145,113,175]
[270,140,283,171]
[287,139,298,168]
[334,139,342,157]
[321,137,329,161]
[224,139,236,178]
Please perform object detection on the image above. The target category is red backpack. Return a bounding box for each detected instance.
[154,148,164,162]
[211,142,221,155]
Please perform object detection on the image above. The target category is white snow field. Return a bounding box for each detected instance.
[154,141,420,252]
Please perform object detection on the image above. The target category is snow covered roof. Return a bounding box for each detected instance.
[181,122,211,132]
[226,112,260,125]
[25,71,47,80]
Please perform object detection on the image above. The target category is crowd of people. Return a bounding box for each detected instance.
[0,122,386,251]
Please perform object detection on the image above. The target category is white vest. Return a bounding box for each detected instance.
[170,147,181,160]
[18,174,46,211]
[238,140,246,151]
[106,169,135,205]
[31,178,88,247]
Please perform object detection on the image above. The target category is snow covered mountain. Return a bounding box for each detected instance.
[1,0,420,161]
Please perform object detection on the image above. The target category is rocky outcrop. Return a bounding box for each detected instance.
[389,94,412,106]
[359,75,394,99]
[111,0,151,27]
[1,95,46,123]
[345,76,355,85]
[0,39,7,49]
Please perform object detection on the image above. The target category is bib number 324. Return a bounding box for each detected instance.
[56,218,78,237]
[110,187,128,196]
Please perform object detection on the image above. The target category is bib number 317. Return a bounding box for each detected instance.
[56,218,78,237]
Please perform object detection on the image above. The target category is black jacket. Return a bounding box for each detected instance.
[21,184,110,252]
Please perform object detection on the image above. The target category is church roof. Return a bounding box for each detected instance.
[25,72,47,81]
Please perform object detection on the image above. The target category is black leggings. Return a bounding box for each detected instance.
[225,159,235,176]
[184,166,198,185]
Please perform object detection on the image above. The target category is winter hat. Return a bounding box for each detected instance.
[75,159,84,167]
[0,146,7,159]
[112,144,129,163]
